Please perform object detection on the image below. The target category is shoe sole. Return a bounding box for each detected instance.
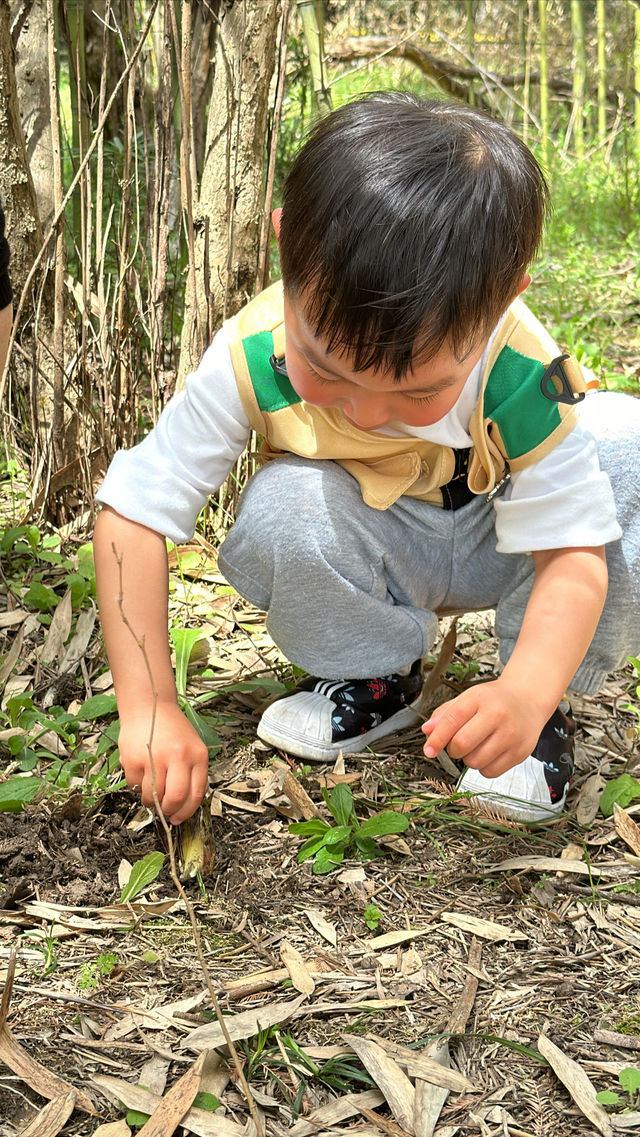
[456,784,568,822]
[257,703,422,763]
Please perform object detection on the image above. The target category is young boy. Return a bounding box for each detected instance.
[94,92,640,826]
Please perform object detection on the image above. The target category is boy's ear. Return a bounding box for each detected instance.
[272,208,283,243]
[515,273,531,297]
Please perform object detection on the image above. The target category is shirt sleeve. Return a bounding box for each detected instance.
[96,329,250,542]
[493,421,622,554]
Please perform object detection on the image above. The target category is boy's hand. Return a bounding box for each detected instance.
[421,677,548,779]
[118,702,209,825]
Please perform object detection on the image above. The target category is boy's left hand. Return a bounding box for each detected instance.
[421,676,549,778]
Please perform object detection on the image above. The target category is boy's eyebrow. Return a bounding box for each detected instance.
[299,344,460,394]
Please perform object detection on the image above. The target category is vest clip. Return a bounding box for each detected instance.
[540,354,585,405]
[270,354,289,378]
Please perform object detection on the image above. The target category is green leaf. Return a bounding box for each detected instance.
[180,700,220,749]
[323,825,352,846]
[289,818,330,836]
[619,1068,640,1095]
[354,834,379,859]
[297,835,328,863]
[171,627,205,698]
[120,851,165,903]
[359,811,410,837]
[75,693,118,721]
[126,1109,151,1128]
[23,582,58,611]
[313,846,344,874]
[193,1092,220,1111]
[600,774,640,817]
[596,1090,621,1106]
[0,776,42,812]
[328,783,355,827]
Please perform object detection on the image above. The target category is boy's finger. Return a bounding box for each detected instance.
[161,763,192,820]
[141,765,167,809]
[422,702,473,757]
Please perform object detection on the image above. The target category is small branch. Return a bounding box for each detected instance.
[112,544,264,1137]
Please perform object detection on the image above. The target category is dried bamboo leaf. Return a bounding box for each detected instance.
[576,773,606,826]
[440,911,527,942]
[289,1090,385,1137]
[413,1041,450,1137]
[0,624,24,685]
[346,1034,415,1133]
[354,928,429,952]
[490,855,602,876]
[0,1022,95,1113]
[537,1034,613,1137]
[304,909,337,947]
[137,1052,206,1136]
[181,996,305,1053]
[613,803,640,857]
[18,1092,76,1137]
[91,1122,132,1137]
[91,1076,244,1137]
[59,605,96,672]
[280,940,315,995]
[40,588,72,666]
[366,1035,476,1092]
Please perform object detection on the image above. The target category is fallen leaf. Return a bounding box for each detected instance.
[280,941,315,995]
[346,1034,415,1133]
[39,589,72,667]
[537,1033,613,1137]
[0,1023,95,1113]
[181,996,305,1053]
[576,774,606,826]
[18,1091,76,1137]
[137,1052,206,1136]
[92,1075,242,1137]
[613,804,640,857]
[304,909,337,947]
[289,1090,384,1137]
[355,928,430,952]
[92,1123,132,1137]
[440,912,527,942]
[489,856,602,877]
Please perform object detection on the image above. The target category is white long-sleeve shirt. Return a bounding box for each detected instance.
[97,321,621,554]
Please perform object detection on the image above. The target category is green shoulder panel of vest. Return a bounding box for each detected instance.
[484,344,562,460]
[242,330,301,413]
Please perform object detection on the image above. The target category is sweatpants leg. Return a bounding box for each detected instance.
[496,391,640,694]
[218,455,519,679]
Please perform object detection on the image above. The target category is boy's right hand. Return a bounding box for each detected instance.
[118,701,209,825]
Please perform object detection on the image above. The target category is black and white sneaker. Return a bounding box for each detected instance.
[257,662,423,762]
[457,703,575,822]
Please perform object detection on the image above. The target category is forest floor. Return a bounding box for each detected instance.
[1,537,640,1137]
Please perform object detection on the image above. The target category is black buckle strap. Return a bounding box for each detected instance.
[441,448,474,511]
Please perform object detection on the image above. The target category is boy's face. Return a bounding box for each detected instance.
[283,293,487,431]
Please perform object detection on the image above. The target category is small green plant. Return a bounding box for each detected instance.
[22,926,59,976]
[77,951,119,991]
[120,851,165,903]
[289,783,410,874]
[362,903,383,931]
[597,1067,640,1110]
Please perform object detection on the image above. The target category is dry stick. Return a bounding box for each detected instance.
[45,0,66,467]
[112,545,264,1137]
[0,944,17,1034]
[0,0,161,412]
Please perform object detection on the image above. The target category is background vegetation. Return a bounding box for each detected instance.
[0,0,639,529]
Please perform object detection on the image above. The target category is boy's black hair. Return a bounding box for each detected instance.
[280,92,549,379]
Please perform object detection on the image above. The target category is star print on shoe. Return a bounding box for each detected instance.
[457,703,575,822]
[257,661,423,763]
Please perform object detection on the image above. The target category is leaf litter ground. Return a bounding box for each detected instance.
[1,539,640,1136]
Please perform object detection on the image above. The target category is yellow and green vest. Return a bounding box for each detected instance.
[226,281,593,511]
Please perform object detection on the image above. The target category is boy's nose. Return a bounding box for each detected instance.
[343,395,391,430]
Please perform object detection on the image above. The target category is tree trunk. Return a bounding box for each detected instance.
[538,0,549,173]
[178,0,281,388]
[596,0,607,146]
[570,0,586,158]
[635,0,640,163]
[11,0,54,234]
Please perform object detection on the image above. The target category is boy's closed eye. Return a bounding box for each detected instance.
[305,360,441,405]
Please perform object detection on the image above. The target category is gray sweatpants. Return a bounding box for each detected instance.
[218,392,640,695]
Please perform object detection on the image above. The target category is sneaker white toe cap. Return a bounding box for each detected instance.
[457,755,566,822]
